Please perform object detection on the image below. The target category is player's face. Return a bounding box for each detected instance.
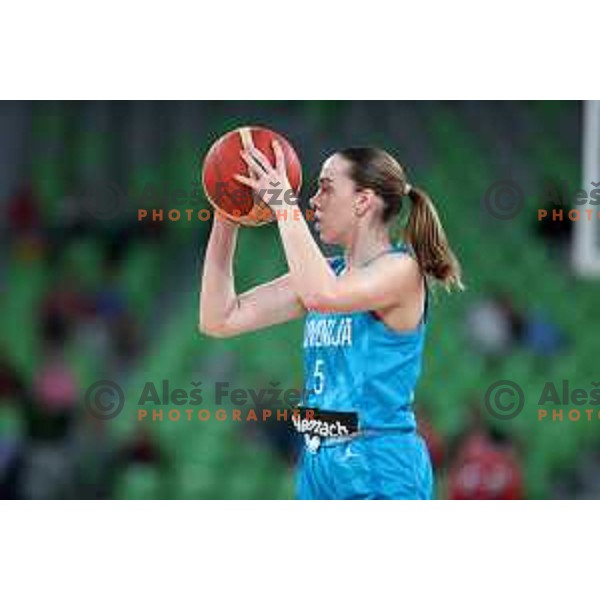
[311,154,360,245]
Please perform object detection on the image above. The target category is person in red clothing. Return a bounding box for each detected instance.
[448,409,523,500]
[7,184,40,234]
[6,184,44,261]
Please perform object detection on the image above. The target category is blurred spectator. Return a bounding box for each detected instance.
[0,351,25,400]
[32,342,78,428]
[121,424,162,466]
[18,438,75,499]
[447,405,523,500]
[94,262,127,323]
[12,342,80,499]
[6,184,41,235]
[465,291,524,361]
[72,260,126,365]
[497,292,525,341]
[534,177,572,253]
[39,271,93,345]
[6,184,44,262]
[523,309,565,358]
[119,424,173,499]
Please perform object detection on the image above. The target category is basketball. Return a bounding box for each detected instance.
[202,126,302,226]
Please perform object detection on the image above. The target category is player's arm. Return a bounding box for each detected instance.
[198,217,305,338]
[276,224,422,313]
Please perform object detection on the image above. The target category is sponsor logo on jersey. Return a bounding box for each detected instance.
[291,408,359,453]
[292,415,351,438]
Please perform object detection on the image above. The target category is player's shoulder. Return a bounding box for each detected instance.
[371,244,422,291]
[377,243,420,271]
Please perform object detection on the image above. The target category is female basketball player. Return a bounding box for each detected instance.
[199,141,463,499]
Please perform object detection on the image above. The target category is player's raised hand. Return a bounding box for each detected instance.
[234,140,294,207]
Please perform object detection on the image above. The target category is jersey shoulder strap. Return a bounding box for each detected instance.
[327,255,345,276]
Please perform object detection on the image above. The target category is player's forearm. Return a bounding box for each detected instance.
[199,218,239,334]
[277,207,337,310]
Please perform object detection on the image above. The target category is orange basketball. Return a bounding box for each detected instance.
[202,126,302,226]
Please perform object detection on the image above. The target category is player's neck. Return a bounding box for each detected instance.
[343,227,392,271]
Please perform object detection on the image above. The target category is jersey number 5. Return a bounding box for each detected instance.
[313,359,325,395]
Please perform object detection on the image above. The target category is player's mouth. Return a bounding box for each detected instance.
[314,211,323,231]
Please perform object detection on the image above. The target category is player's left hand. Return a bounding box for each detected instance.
[234,141,294,208]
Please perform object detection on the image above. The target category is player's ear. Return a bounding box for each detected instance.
[354,188,376,217]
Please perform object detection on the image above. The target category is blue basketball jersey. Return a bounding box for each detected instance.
[302,243,428,431]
